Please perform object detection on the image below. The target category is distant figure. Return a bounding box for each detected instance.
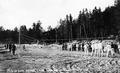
[111,42,119,54]
[9,44,12,53]
[82,43,84,51]
[5,44,9,49]
[72,44,76,51]
[23,45,26,51]
[6,44,9,49]
[62,43,67,50]
[12,44,16,55]
[4,44,7,49]
[78,43,82,51]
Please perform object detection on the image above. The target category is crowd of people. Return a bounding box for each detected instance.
[62,40,120,57]
[5,43,16,55]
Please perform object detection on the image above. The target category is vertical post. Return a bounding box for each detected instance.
[80,24,81,40]
[55,29,57,43]
[71,24,72,41]
[82,23,87,39]
[69,33,70,42]
[69,28,70,42]
[101,31,103,40]
[19,26,21,45]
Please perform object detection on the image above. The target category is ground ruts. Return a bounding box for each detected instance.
[50,57,120,73]
[1,45,120,73]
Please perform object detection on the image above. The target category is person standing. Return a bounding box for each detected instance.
[23,45,26,51]
[12,44,16,55]
[9,44,12,53]
[5,44,9,49]
[6,44,9,49]
[4,44,7,49]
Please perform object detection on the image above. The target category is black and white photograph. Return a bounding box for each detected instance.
[0,0,120,73]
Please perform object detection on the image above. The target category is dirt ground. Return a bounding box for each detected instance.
[1,44,120,73]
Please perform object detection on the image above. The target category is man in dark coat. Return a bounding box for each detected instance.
[5,44,9,49]
[12,44,16,55]
[9,44,12,53]
[7,44,9,49]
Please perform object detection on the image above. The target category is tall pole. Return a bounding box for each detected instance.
[19,26,21,45]
[82,23,87,39]
[55,29,57,43]
[69,32,70,42]
[80,24,81,40]
[71,24,72,41]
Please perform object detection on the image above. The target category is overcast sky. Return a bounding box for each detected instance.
[0,0,115,30]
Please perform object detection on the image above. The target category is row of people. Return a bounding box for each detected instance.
[5,44,16,55]
[62,40,120,57]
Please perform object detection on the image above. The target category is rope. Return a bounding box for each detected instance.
[21,34,38,41]
[20,33,113,43]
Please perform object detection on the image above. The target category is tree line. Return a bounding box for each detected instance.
[0,0,120,44]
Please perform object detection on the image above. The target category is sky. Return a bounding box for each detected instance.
[0,0,115,30]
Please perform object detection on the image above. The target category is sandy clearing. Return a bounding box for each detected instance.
[0,45,120,73]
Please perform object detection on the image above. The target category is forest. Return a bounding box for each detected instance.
[0,0,120,44]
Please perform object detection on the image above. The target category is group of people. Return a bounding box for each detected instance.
[62,41,91,51]
[5,43,16,55]
[62,40,120,57]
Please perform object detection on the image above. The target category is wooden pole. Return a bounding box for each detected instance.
[19,26,21,45]
[80,24,81,40]
[55,29,57,43]
[82,23,87,39]
[71,24,72,41]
